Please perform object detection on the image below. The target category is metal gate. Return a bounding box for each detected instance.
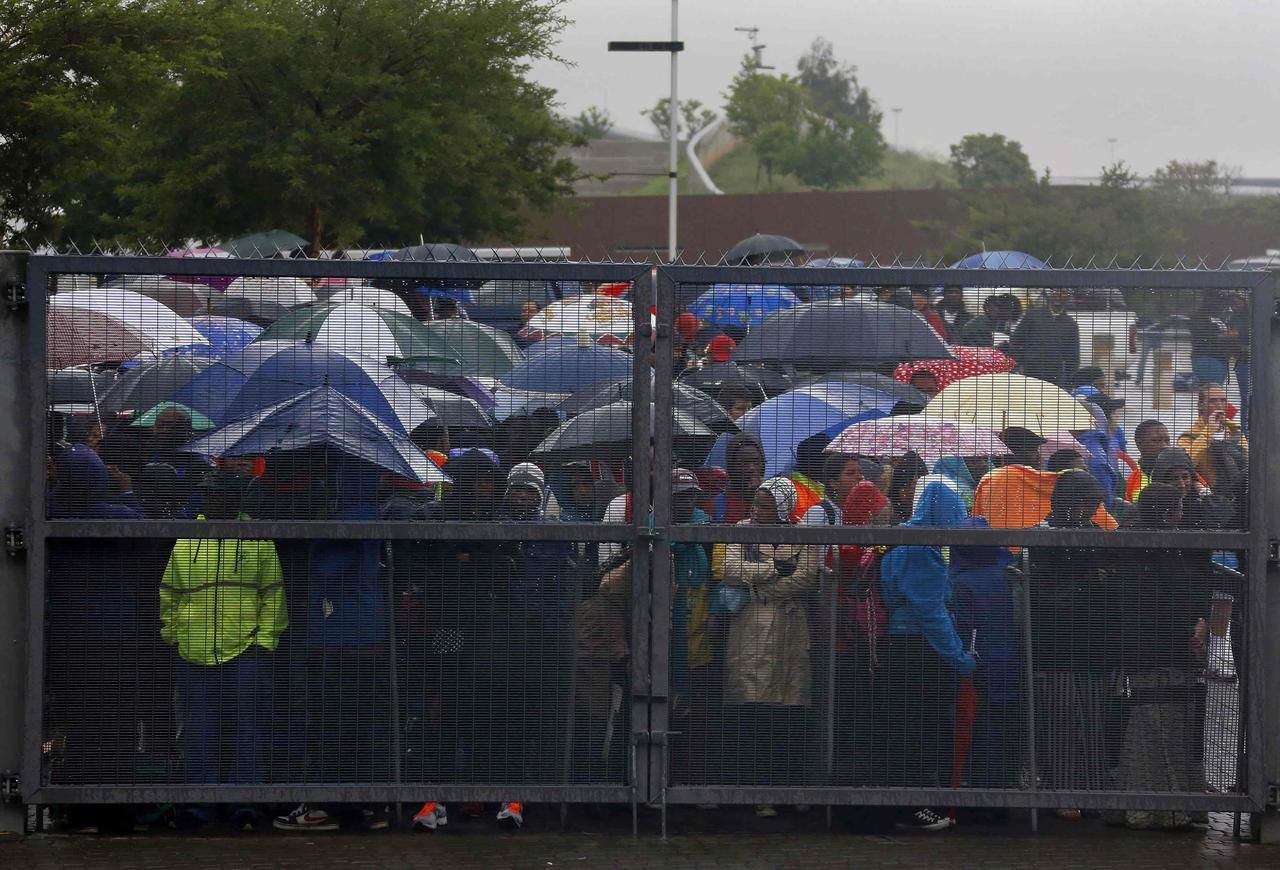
[19,251,1276,827]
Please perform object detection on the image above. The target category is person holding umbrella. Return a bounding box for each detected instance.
[910,288,949,340]
[878,481,976,832]
[718,477,818,817]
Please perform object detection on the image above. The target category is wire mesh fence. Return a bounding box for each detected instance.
[23,250,1274,829]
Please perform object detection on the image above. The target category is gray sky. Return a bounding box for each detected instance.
[531,0,1280,178]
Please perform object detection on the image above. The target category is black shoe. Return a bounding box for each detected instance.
[896,807,953,832]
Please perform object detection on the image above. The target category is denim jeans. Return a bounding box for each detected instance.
[176,649,268,785]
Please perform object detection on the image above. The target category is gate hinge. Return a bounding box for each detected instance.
[0,771,18,803]
[4,281,25,312]
[1269,540,1280,567]
[632,730,674,747]
[636,527,665,542]
[1268,782,1280,809]
[5,525,25,557]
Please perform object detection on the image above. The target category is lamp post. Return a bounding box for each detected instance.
[1107,137,1117,164]
[892,107,902,150]
[609,3,683,263]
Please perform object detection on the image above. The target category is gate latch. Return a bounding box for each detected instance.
[1268,782,1280,810]
[1269,540,1280,568]
[0,771,18,803]
[5,525,25,557]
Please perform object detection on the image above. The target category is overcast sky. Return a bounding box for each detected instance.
[531,0,1280,178]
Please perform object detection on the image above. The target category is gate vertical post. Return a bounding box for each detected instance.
[1257,274,1280,840]
[628,270,655,823]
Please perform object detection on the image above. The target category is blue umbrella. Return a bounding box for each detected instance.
[184,386,446,484]
[950,251,1047,270]
[703,384,898,476]
[499,344,633,393]
[689,284,800,328]
[794,258,866,301]
[189,315,264,358]
[173,341,430,433]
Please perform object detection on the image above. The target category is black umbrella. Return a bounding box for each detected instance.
[531,400,715,463]
[392,243,479,262]
[558,378,739,434]
[98,356,215,415]
[795,370,927,406]
[221,230,307,258]
[733,298,954,370]
[48,368,116,406]
[677,362,793,401]
[721,233,806,266]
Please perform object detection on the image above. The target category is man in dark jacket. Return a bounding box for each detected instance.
[1008,289,1080,385]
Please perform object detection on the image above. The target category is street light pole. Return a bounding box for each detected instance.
[667,0,679,263]
[891,107,902,151]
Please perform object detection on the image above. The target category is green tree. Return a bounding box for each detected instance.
[569,106,614,140]
[781,116,884,190]
[1098,160,1141,190]
[641,97,716,140]
[949,133,1037,190]
[795,37,877,126]
[0,0,198,243]
[1150,159,1238,195]
[723,56,808,143]
[66,0,579,252]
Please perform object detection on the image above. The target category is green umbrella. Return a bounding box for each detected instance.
[258,302,442,363]
[130,402,216,430]
[221,230,307,258]
[417,319,525,377]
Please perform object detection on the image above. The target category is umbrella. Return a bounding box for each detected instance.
[213,343,434,433]
[314,285,412,314]
[390,243,479,262]
[689,284,800,328]
[390,368,496,411]
[558,378,739,434]
[215,276,318,324]
[408,319,525,378]
[406,385,495,430]
[259,301,453,363]
[49,289,210,366]
[794,257,866,301]
[732,298,955,369]
[894,346,1018,392]
[499,344,633,393]
[185,386,446,484]
[130,401,216,430]
[518,295,636,346]
[492,387,570,421]
[921,373,1096,435]
[165,246,237,290]
[98,354,215,414]
[676,361,791,401]
[826,418,1011,466]
[950,629,979,818]
[188,315,264,358]
[107,276,210,317]
[797,371,927,406]
[48,368,116,406]
[1038,432,1090,469]
[721,233,805,265]
[220,230,307,258]
[950,250,1047,270]
[707,384,899,476]
[531,400,715,462]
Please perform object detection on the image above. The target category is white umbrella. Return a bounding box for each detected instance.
[520,294,635,346]
[50,288,208,354]
[319,285,411,314]
[920,373,1096,435]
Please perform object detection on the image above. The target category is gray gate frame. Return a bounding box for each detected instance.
[17,255,1280,820]
[22,254,656,809]
[652,264,1275,815]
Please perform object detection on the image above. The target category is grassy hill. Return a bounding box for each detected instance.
[619,144,956,196]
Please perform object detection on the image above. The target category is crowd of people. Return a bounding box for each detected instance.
[41,280,1251,837]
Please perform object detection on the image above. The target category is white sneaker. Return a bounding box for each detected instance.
[896,807,953,832]
[273,804,338,832]
[755,804,778,818]
[496,801,524,828]
[412,802,448,831]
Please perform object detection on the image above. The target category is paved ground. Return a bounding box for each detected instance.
[2,810,1274,869]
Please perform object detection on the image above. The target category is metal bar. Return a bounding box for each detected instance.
[660,786,1257,812]
[30,784,635,805]
[383,544,402,805]
[32,255,650,284]
[1019,559,1039,834]
[1247,275,1274,809]
[628,269,655,809]
[663,264,1274,290]
[667,524,1248,548]
[22,258,50,801]
[43,520,640,541]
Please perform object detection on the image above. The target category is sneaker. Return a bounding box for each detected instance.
[412,802,448,832]
[896,807,953,832]
[755,804,778,818]
[361,806,390,830]
[230,807,260,832]
[273,804,339,832]
[496,802,524,829]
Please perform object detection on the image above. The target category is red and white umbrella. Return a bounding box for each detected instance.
[826,417,1011,466]
[894,345,1017,391]
[518,294,637,347]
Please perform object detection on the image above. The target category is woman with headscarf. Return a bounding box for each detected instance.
[833,481,892,788]
[878,481,975,831]
[719,477,819,816]
[1107,483,1210,830]
[1027,469,1118,807]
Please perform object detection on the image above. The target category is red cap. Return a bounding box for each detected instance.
[707,334,737,362]
[676,312,700,342]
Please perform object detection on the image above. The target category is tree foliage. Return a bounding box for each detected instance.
[568,106,614,140]
[795,37,877,126]
[4,0,580,251]
[640,97,716,141]
[949,133,1037,190]
[1150,159,1239,196]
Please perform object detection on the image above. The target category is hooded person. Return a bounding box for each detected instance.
[707,432,766,524]
[717,477,819,809]
[1148,446,1230,530]
[1025,469,1117,796]
[931,456,978,511]
[877,481,974,831]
